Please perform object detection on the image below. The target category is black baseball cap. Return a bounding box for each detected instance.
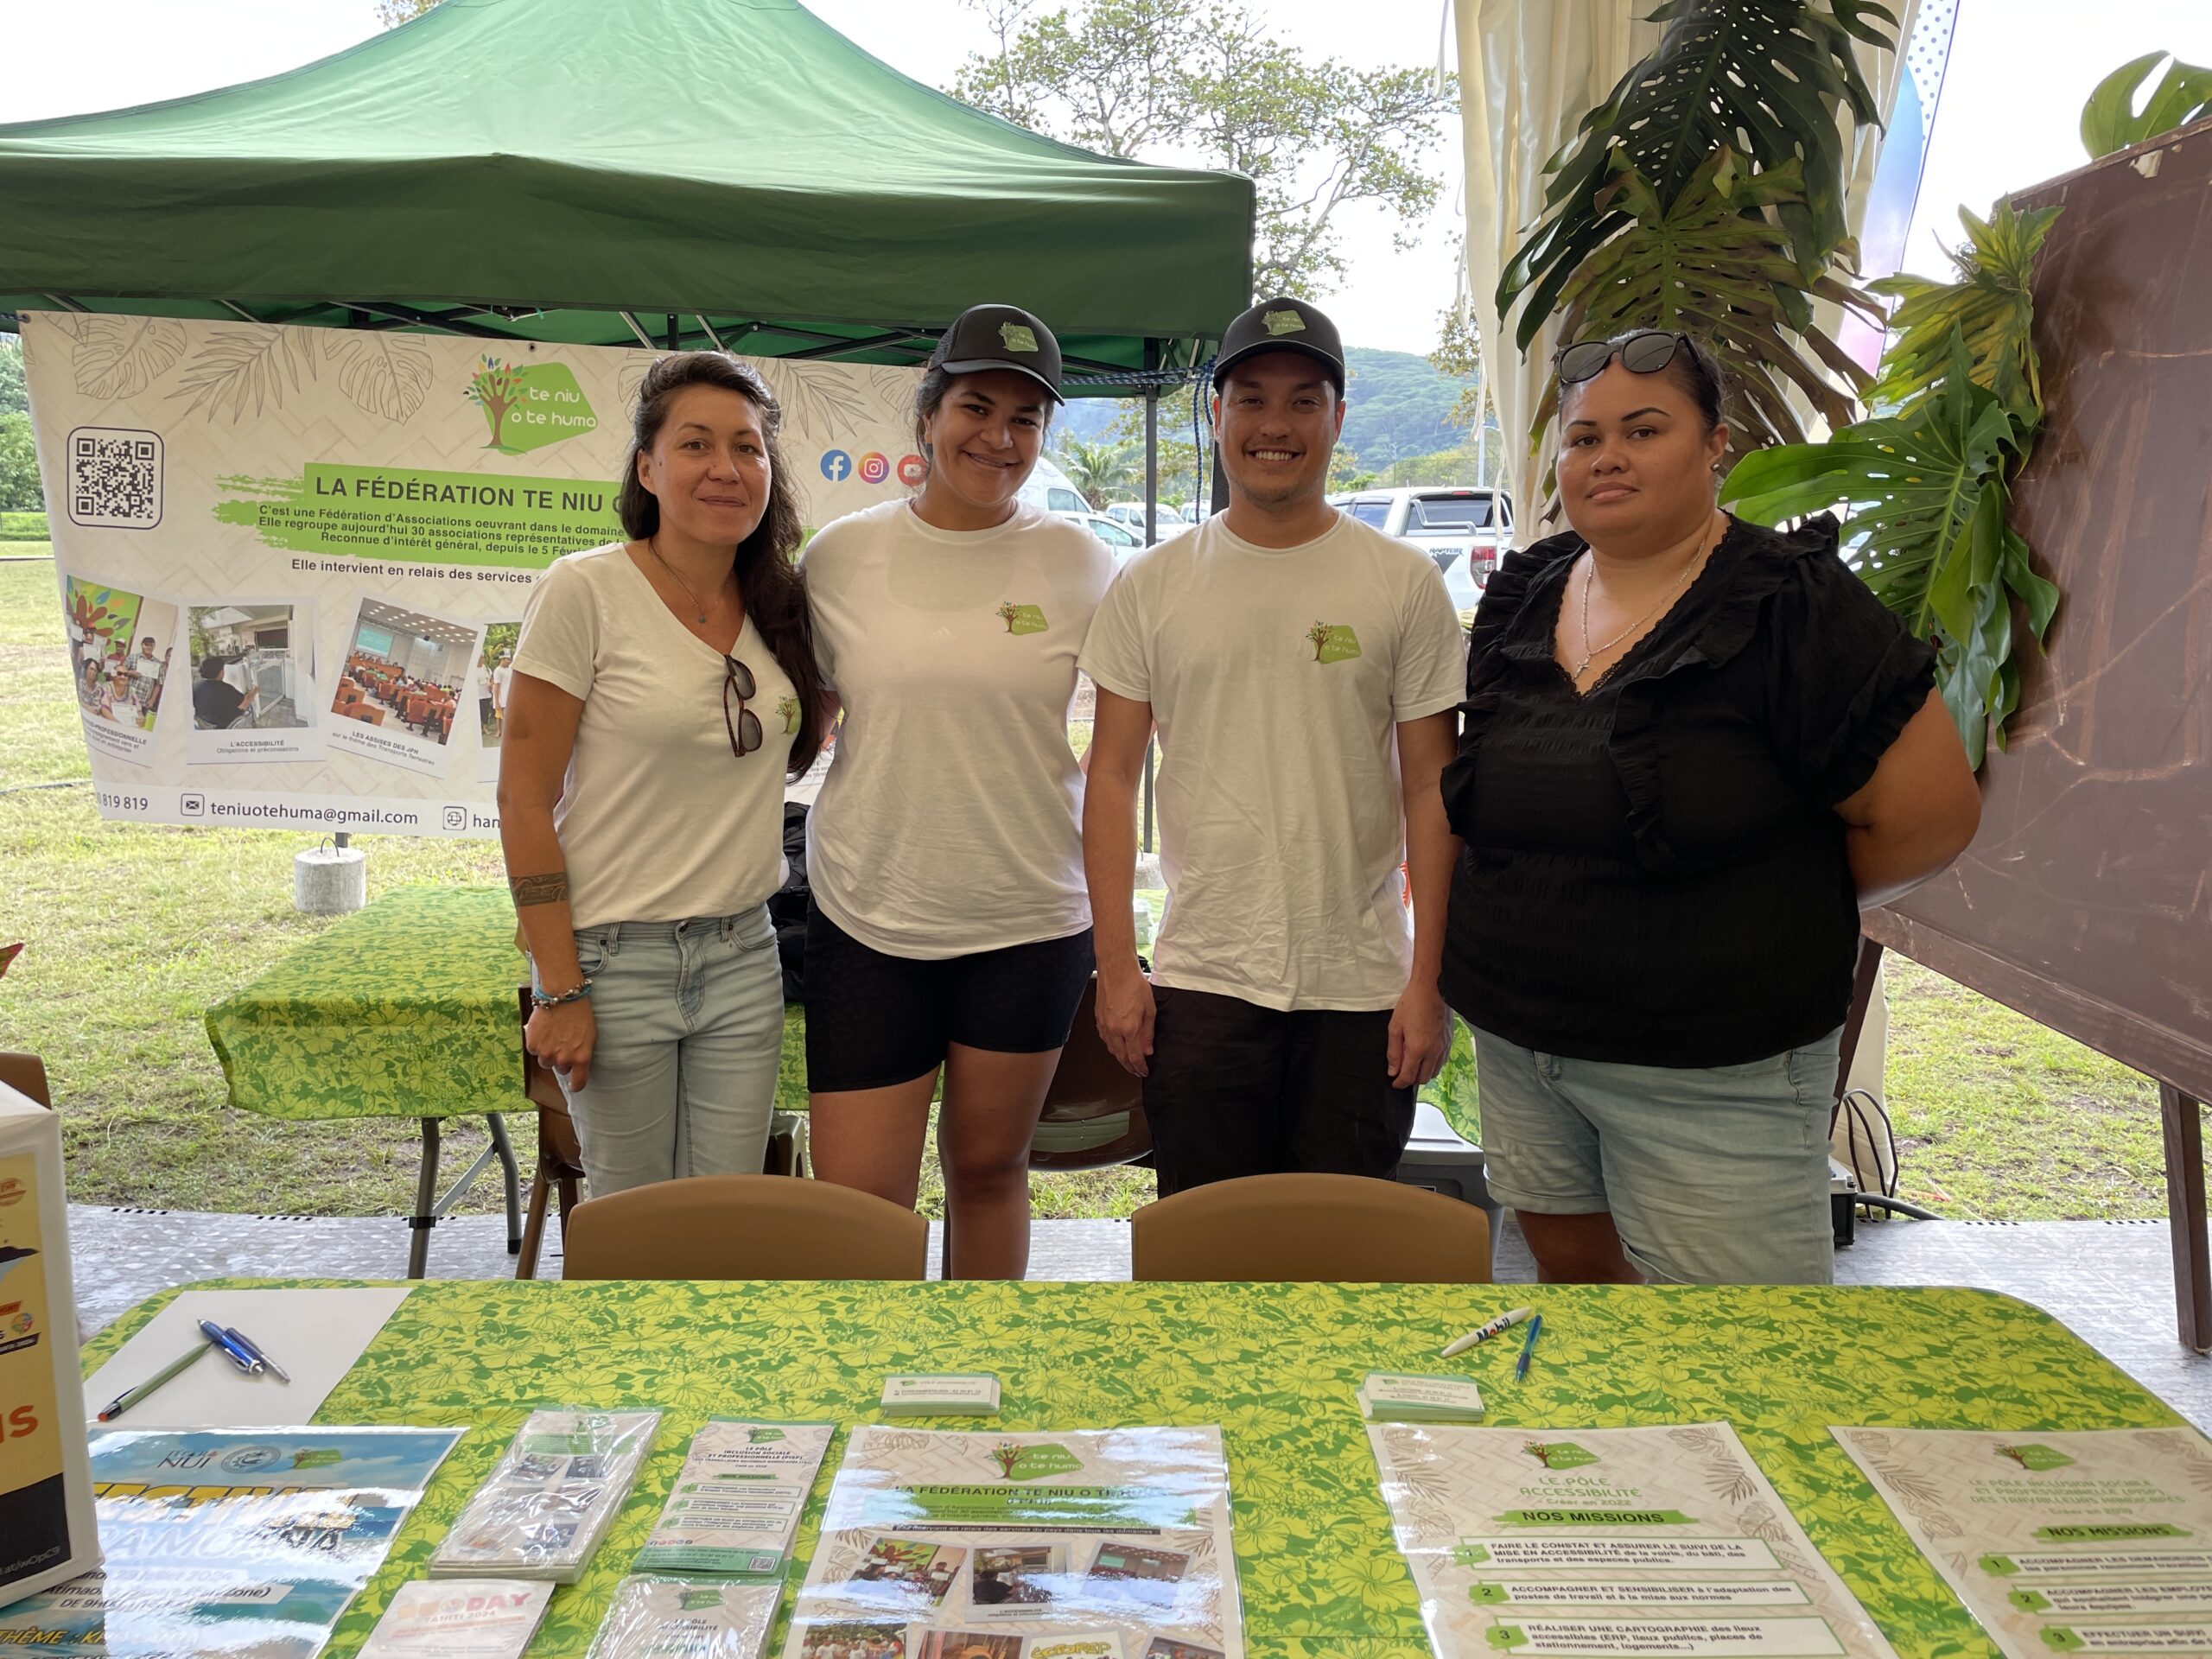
[931,303,1065,404]
[1211,296,1345,394]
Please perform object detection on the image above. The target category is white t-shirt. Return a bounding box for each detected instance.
[1079,511,1465,1012]
[804,499,1115,958]
[512,543,799,930]
[489,664,512,708]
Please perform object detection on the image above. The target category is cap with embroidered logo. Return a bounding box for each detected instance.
[931,303,1065,404]
[1211,296,1345,394]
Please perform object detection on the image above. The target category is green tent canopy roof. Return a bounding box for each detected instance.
[0,0,1254,380]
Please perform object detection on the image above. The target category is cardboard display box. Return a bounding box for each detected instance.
[0,1080,99,1607]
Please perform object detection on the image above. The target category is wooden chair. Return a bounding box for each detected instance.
[563,1174,928,1281]
[514,988,587,1281]
[1031,976,1149,1171]
[1129,1172,1491,1283]
[0,1054,49,1108]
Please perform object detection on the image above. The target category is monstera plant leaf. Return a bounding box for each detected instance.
[1532,147,1879,474]
[1721,330,2057,766]
[1499,0,1896,346]
[2080,50,2212,160]
[1866,200,2060,429]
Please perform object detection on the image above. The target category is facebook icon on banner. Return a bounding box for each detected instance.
[819,449,852,482]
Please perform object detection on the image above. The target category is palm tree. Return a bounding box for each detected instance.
[1052,437,1139,510]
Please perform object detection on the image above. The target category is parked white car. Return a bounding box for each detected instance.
[1016,454,1094,519]
[1067,512,1145,556]
[1338,486,1514,612]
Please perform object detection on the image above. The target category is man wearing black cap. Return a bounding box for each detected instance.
[1078,296,1465,1193]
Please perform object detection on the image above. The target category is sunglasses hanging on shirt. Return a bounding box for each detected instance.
[721,655,762,758]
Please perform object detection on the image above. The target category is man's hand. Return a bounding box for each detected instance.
[1096,960,1157,1077]
[1387,980,1451,1089]
[526,999,597,1092]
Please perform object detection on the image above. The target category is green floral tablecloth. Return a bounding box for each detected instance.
[84,1278,2180,1659]
[204,885,809,1121]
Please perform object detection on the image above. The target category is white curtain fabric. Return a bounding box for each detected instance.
[1453,0,1922,521]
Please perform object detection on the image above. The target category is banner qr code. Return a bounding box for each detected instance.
[69,427,164,530]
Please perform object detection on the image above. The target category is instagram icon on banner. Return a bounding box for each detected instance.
[858,452,891,485]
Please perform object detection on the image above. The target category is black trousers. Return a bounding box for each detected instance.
[1141,986,1415,1197]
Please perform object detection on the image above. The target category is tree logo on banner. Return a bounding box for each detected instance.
[465,357,598,454]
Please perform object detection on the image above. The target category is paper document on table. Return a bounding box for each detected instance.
[783,1426,1242,1659]
[1834,1425,2212,1659]
[634,1419,835,1576]
[80,1286,412,1427]
[1370,1421,1896,1658]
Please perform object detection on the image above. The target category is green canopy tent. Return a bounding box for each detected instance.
[0,0,1253,385]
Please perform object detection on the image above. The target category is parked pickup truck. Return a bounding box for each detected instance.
[1336,486,1514,613]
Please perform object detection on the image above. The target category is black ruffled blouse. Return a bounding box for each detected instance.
[1438,512,1937,1069]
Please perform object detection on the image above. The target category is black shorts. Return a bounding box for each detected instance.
[804,902,1096,1092]
[1142,986,1415,1196]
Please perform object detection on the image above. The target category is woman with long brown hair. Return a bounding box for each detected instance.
[498,352,827,1194]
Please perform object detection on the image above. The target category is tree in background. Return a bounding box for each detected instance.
[375,0,437,23]
[0,336,25,417]
[1052,436,1139,509]
[953,0,1454,298]
[0,416,39,513]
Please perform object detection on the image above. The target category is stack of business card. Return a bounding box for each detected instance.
[880,1374,1001,1417]
[1357,1372,1485,1423]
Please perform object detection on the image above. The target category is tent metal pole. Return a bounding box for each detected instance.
[695,315,728,351]
[1141,342,1160,857]
[618,312,658,351]
[665,314,680,351]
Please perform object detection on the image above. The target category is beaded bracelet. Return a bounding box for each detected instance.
[530,978,594,1010]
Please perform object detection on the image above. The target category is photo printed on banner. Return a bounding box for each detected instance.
[328,597,483,777]
[186,600,322,765]
[473,620,521,785]
[66,575,181,767]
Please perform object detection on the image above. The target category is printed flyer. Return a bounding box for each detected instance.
[0,1426,462,1656]
[634,1419,835,1576]
[22,311,918,836]
[1834,1426,2212,1657]
[782,1427,1242,1659]
[1370,1421,1896,1658]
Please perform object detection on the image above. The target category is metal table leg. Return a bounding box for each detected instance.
[2161,1084,2210,1353]
[487,1111,523,1255]
[408,1116,441,1280]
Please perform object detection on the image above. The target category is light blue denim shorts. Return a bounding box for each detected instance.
[1471,1023,1843,1285]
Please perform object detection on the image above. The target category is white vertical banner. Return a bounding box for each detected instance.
[22,313,918,836]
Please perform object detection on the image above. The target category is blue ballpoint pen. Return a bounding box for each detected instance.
[1514,1313,1543,1381]
[198,1319,264,1375]
[225,1325,291,1383]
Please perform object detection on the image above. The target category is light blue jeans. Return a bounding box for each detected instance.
[1471,1024,1844,1285]
[550,906,783,1197]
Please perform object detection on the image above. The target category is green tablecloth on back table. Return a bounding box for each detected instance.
[205,884,809,1121]
[83,1277,2183,1659]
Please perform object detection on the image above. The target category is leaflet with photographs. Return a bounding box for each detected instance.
[21,313,918,836]
[783,1428,1242,1659]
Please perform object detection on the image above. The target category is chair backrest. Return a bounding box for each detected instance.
[1032,977,1150,1172]
[0,1054,49,1109]
[563,1174,929,1281]
[1130,1172,1491,1283]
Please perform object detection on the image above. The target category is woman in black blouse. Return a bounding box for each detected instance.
[1439,330,1980,1287]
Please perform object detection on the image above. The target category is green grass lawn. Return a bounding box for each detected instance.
[0,557,2172,1223]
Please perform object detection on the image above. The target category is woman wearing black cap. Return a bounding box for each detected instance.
[802,303,1115,1278]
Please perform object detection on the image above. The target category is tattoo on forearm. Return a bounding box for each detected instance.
[510,872,569,908]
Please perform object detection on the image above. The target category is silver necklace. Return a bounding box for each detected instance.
[1573,520,1717,683]
[646,535,718,626]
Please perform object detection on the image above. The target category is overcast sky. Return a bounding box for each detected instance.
[7,0,2212,355]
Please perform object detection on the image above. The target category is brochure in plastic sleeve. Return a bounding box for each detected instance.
[0,1426,461,1657]
[585,1575,784,1659]
[635,1420,836,1577]
[1370,1421,1896,1658]
[781,1427,1242,1659]
[358,1580,555,1657]
[1834,1425,2212,1658]
[431,1408,660,1583]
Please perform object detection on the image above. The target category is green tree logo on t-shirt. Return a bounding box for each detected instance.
[776,695,801,734]
[1306,620,1361,663]
[997,601,1049,635]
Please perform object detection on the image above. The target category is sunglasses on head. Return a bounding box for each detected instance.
[1555,329,1694,386]
[721,655,763,759]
